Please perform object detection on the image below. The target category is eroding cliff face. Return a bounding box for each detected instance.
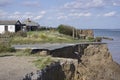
[62,44,120,80]
[23,44,120,80]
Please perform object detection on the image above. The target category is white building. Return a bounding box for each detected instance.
[0,20,23,34]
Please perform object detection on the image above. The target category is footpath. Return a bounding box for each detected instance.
[0,56,37,80]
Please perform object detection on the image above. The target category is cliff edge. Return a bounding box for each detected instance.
[63,44,120,80]
[23,44,120,80]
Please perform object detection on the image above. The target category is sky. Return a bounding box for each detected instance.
[0,0,120,29]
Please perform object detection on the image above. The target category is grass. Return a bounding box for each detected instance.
[11,30,93,44]
[0,50,31,57]
[14,50,31,56]
[33,56,53,69]
[0,53,14,57]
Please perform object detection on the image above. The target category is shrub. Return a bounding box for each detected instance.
[0,43,15,53]
[15,31,27,37]
[95,37,102,42]
[7,47,16,52]
[1,31,27,37]
[23,48,31,53]
[40,33,47,39]
[2,32,14,37]
[87,37,95,41]
[15,49,31,56]
[33,56,53,69]
[57,24,74,36]
[32,34,39,38]
[0,33,15,53]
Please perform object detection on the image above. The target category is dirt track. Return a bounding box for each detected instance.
[0,56,38,80]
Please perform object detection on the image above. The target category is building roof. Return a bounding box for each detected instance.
[23,19,39,27]
[0,20,20,25]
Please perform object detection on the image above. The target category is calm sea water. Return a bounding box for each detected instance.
[94,29,120,64]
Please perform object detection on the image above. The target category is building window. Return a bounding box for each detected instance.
[5,25,8,32]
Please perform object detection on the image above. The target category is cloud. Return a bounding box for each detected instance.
[40,11,46,15]
[0,0,12,7]
[34,16,43,20]
[34,11,46,20]
[9,11,32,19]
[23,1,40,7]
[69,12,92,17]
[63,0,105,9]
[57,16,67,20]
[63,0,120,10]
[0,10,46,21]
[103,11,116,17]
[113,2,120,6]
[13,11,21,15]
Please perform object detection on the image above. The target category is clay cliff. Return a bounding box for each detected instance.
[23,44,120,80]
[63,44,120,80]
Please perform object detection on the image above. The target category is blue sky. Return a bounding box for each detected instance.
[0,0,120,29]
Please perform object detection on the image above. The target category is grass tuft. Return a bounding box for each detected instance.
[33,56,53,69]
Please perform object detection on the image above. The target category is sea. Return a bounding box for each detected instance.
[94,29,120,64]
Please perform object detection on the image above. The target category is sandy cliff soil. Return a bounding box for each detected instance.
[63,44,120,80]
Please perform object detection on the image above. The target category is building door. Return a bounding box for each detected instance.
[5,25,8,32]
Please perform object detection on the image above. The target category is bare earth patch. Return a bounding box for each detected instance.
[0,56,38,80]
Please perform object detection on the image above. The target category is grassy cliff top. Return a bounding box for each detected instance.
[11,30,94,44]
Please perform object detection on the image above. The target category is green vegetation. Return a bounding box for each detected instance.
[0,34,15,55]
[57,24,73,36]
[0,43,15,57]
[0,34,15,53]
[0,48,31,57]
[0,31,27,37]
[0,53,14,57]
[11,30,95,44]
[95,37,102,42]
[33,56,53,69]
[0,26,95,53]
[0,26,95,45]
[87,37,95,42]
[14,49,31,56]
[14,31,27,37]
[0,45,15,52]
[0,26,95,72]
[12,30,83,44]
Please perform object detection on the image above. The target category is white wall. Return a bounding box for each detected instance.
[0,25,5,34]
[8,25,15,32]
[0,25,15,34]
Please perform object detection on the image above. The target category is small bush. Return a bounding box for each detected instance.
[7,47,16,52]
[95,37,102,42]
[57,24,74,36]
[0,44,15,53]
[32,34,39,38]
[15,31,27,37]
[34,56,53,69]
[40,33,47,39]
[2,32,14,37]
[15,49,31,56]
[87,37,95,41]
[23,48,31,53]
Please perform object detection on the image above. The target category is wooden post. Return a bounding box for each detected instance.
[73,27,74,39]
[76,29,77,39]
